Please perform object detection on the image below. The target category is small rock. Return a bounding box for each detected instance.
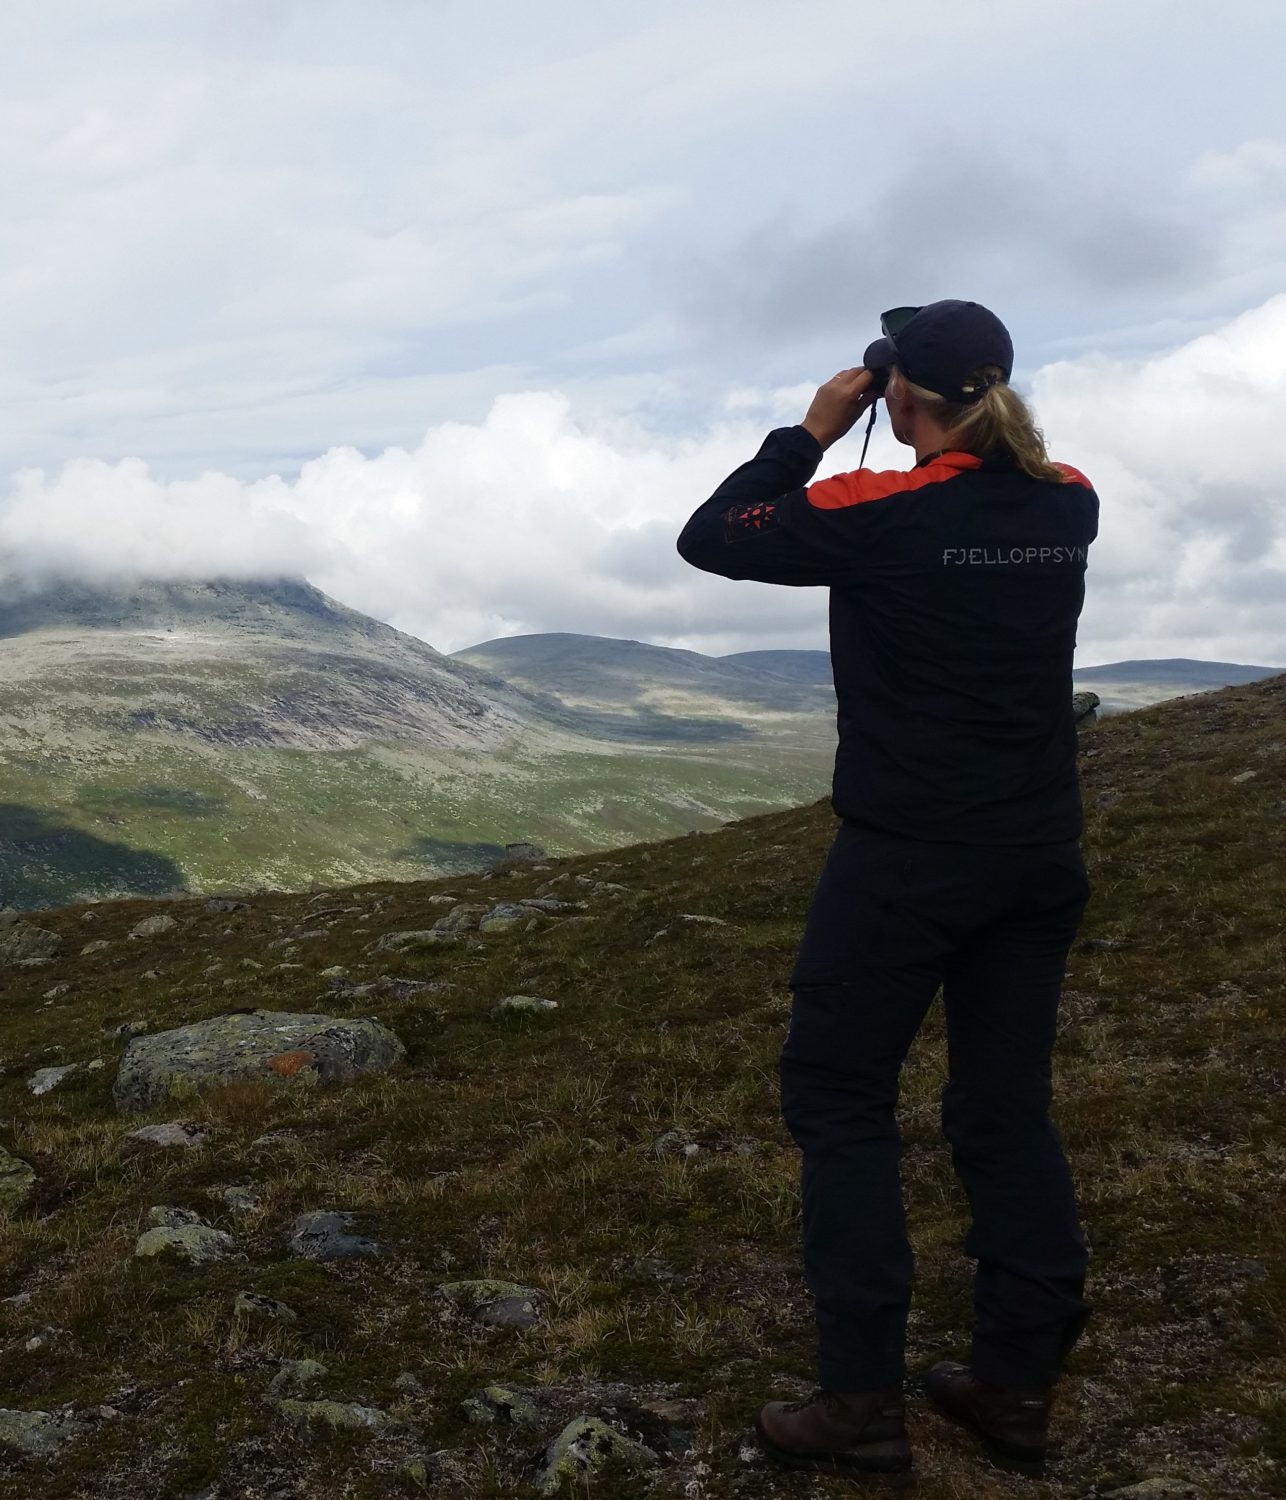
[234,1291,298,1324]
[28,1064,79,1096]
[478,903,530,934]
[1230,770,1257,784]
[490,995,558,1017]
[288,1210,382,1262]
[461,1384,542,1430]
[43,984,72,1000]
[318,966,349,981]
[125,1121,211,1150]
[439,1280,541,1328]
[141,969,162,980]
[130,915,179,940]
[393,1371,425,1396]
[274,1399,401,1435]
[240,958,263,970]
[205,897,250,913]
[216,1185,261,1214]
[80,939,112,956]
[678,913,728,926]
[1102,1481,1207,1499]
[653,1130,700,1159]
[134,1224,234,1265]
[146,1206,206,1230]
[1080,936,1131,952]
[0,1408,91,1457]
[106,1019,151,1040]
[0,1149,37,1217]
[536,1416,657,1495]
[371,929,458,953]
[267,1359,328,1398]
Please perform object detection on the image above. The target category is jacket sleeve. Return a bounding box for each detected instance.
[676,425,880,587]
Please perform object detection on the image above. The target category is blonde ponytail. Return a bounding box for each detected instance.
[887,367,1066,483]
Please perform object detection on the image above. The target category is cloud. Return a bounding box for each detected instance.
[2,296,1285,668]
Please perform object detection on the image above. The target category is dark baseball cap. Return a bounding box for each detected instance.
[862,299,1014,403]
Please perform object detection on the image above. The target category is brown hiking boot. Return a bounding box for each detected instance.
[754,1385,913,1487]
[923,1360,1054,1475]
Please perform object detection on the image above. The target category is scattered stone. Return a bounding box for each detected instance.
[274,1399,402,1435]
[130,914,179,940]
[424,894,460,907]
[393,1372,425,1396]
[490,995,558,1017]
[439,1280,541,1328]
[478,903,530,933]
[349,975,442,1001]
[112,1009,406,1113]
[536,1416,657,1495]
[240,958,263,970]
[1080,936,1131,952]
[80,939,112,956]
[146,1206,206,1230]
[1072,690,1100,726]
[2,1292,32,1309]
[216,1185,261,1214]
[1102,1482,1207,1499]
[134,1224,234,1265]
[1230,769,1258,784]
[0,1408,91,1457]
[43,984,72,1000]
[434,903,490,934]
[401,1452,470,1489]
[205,897,250,913]
[461,1384,542,1430]
[141,969,162,980]
[0,921,63,967]
[653,1130,700,1159]
[203,961,223,974]
[28,1064,79,1097]
[250,1130,296,1152]
[319,966,349,981]
[678,913,729,926]
[267,1359,328,1398]
[518,897,586,914]
[371,929,458,953]
[125,1121,211,1150]
[107,1019,151,1040]
[288,1210,382,1262]
[234,1292,298,1325]
[0,1149,37,1215]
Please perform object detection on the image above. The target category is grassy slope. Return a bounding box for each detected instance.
[0,676,1282,1497]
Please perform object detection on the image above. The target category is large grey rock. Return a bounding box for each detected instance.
[0,1408,91,1456]
[134,1224,234,1265]
[289,1210,382,1262]
[112,1009,406,1113]
[130,914,179,939]
[0,921,63,966]
[536,1417,657,1495]
[0,1149,37,1215]
[478,902,531,934]
[1073,690,1100,726]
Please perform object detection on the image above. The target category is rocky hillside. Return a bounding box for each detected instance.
[0,674,1281,1497]
[0,577,835,908]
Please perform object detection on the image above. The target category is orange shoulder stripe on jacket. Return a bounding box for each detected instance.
[806,452,983,511]
[1054,461,1093,488]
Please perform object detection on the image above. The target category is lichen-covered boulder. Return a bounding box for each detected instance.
[536,1417,657,1495]
[134,1224,234,1265]
[0,1149,37,1216]
[112,1009,406,1113]
[439,1280,542,1328]
[461,1384,542,1430]
[288,1210,382,1262]
[275,1400,402,1435]
[130,914,179,939]
[0,1408,91,1457]
[0,920,63,966]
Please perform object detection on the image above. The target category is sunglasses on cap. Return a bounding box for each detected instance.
[867,306,920,395]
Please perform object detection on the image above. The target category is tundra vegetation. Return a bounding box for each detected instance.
[0,676,1281,1497]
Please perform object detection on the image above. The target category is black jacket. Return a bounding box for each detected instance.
[676,425,1099,845]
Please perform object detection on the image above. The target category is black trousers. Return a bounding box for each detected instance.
[780,821,1094,1395]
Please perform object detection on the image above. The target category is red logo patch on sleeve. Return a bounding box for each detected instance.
[722,499,779,541]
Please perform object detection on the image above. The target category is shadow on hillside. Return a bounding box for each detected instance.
[395,835,509,874]
[76,785,229,817]
[0,803,186,910]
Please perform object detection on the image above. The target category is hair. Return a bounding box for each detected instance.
[887,366,1066,482]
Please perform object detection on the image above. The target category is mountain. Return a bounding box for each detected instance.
[0,578,834,907]
[720,649,834,684]
[1071,657,1286,712]
[0,674,1280,1498]
[452,633,835,716]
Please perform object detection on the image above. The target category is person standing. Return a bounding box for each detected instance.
[676,300,1099,1486]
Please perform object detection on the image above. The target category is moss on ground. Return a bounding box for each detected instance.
[0,676,1281,1496]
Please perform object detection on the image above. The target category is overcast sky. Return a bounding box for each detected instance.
[1,0,1284,666]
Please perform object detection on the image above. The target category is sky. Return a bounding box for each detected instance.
[1,0,1284,666]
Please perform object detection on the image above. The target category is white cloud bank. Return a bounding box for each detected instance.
[2,298,1285,667]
